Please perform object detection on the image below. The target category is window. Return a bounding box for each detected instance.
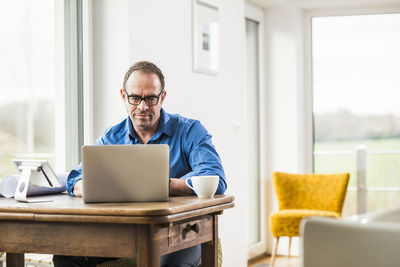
[312,13,400,215]
[0,1,58,178]
[0,0,83,179]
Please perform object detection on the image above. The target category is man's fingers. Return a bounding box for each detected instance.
[73,180,83,197]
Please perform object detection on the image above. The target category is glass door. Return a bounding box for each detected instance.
[312,13,400,216]
[245,8,268,258]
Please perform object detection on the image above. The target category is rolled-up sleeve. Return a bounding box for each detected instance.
[66,166,82,196]
[66,135,106,196]
[181,121,227,194]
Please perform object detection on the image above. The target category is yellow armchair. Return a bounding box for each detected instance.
[269,172,349,264]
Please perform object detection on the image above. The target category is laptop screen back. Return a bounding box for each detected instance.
[82,144,169,203]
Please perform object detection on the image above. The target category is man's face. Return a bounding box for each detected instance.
[120,71,166,132]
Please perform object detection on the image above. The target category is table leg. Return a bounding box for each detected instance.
[137,224,160,267]
[6,253,24,267]
[201,215,218,267]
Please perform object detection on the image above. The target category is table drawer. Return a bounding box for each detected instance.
[168,215,213,247]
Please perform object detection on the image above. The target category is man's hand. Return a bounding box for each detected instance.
[73,180,83,197]
[169,178,193,196]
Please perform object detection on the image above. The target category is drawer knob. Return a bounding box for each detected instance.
[182,223,200,239]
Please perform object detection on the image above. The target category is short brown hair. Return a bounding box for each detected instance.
[123,61,165,90]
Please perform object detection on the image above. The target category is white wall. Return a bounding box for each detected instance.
[263,6,307,256]
[92,0,130,137]
[264,6,306,175]
[92,0,248,266]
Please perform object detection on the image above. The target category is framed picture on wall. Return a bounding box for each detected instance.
[192,0,219,75]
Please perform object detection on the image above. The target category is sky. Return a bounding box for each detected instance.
[312,13,400,116]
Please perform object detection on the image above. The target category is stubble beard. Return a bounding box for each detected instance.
[132,112,153,130]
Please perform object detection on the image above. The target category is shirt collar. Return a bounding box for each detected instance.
[127,108,173,142]
[128,116,136,141]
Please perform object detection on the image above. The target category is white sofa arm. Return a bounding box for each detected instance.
[301,216,400,267]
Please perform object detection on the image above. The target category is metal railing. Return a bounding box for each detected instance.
[314,145,400,214]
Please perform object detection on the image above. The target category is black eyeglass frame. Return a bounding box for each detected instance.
[123,89,164,106]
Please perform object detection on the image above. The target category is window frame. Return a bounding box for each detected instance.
[55,0,86,172]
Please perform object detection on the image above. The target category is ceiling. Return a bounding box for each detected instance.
[247,0,400,9]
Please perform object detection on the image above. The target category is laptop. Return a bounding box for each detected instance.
[82,144,169,203]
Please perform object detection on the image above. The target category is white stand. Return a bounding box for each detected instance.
[14,164,53,203]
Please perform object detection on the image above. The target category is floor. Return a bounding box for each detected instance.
[1,253,302,267]
[248,255,301,267]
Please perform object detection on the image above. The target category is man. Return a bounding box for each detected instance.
[53,61,226,267]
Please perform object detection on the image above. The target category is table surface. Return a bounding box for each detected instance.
[0,193,234,224]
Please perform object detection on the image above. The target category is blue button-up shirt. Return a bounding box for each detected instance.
[66,109,227,196]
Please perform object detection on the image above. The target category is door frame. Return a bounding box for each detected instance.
[245,1,268,259]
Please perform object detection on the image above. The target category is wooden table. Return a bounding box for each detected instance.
[0,194,234,267]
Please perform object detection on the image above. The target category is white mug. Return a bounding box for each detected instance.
[185,175,219,198]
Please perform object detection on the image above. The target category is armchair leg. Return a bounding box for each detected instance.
[271,237,279,266]
[288,237,292,258]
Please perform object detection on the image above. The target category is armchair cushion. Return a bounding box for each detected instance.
[270,209,340,237]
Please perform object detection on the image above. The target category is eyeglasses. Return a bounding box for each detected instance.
[123,89,164,106]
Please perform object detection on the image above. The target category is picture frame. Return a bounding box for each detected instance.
[192,0,219,75]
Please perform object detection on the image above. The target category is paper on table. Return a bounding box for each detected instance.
[0,173,68,198]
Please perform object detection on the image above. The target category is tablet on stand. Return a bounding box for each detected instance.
[12,159,62,203]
